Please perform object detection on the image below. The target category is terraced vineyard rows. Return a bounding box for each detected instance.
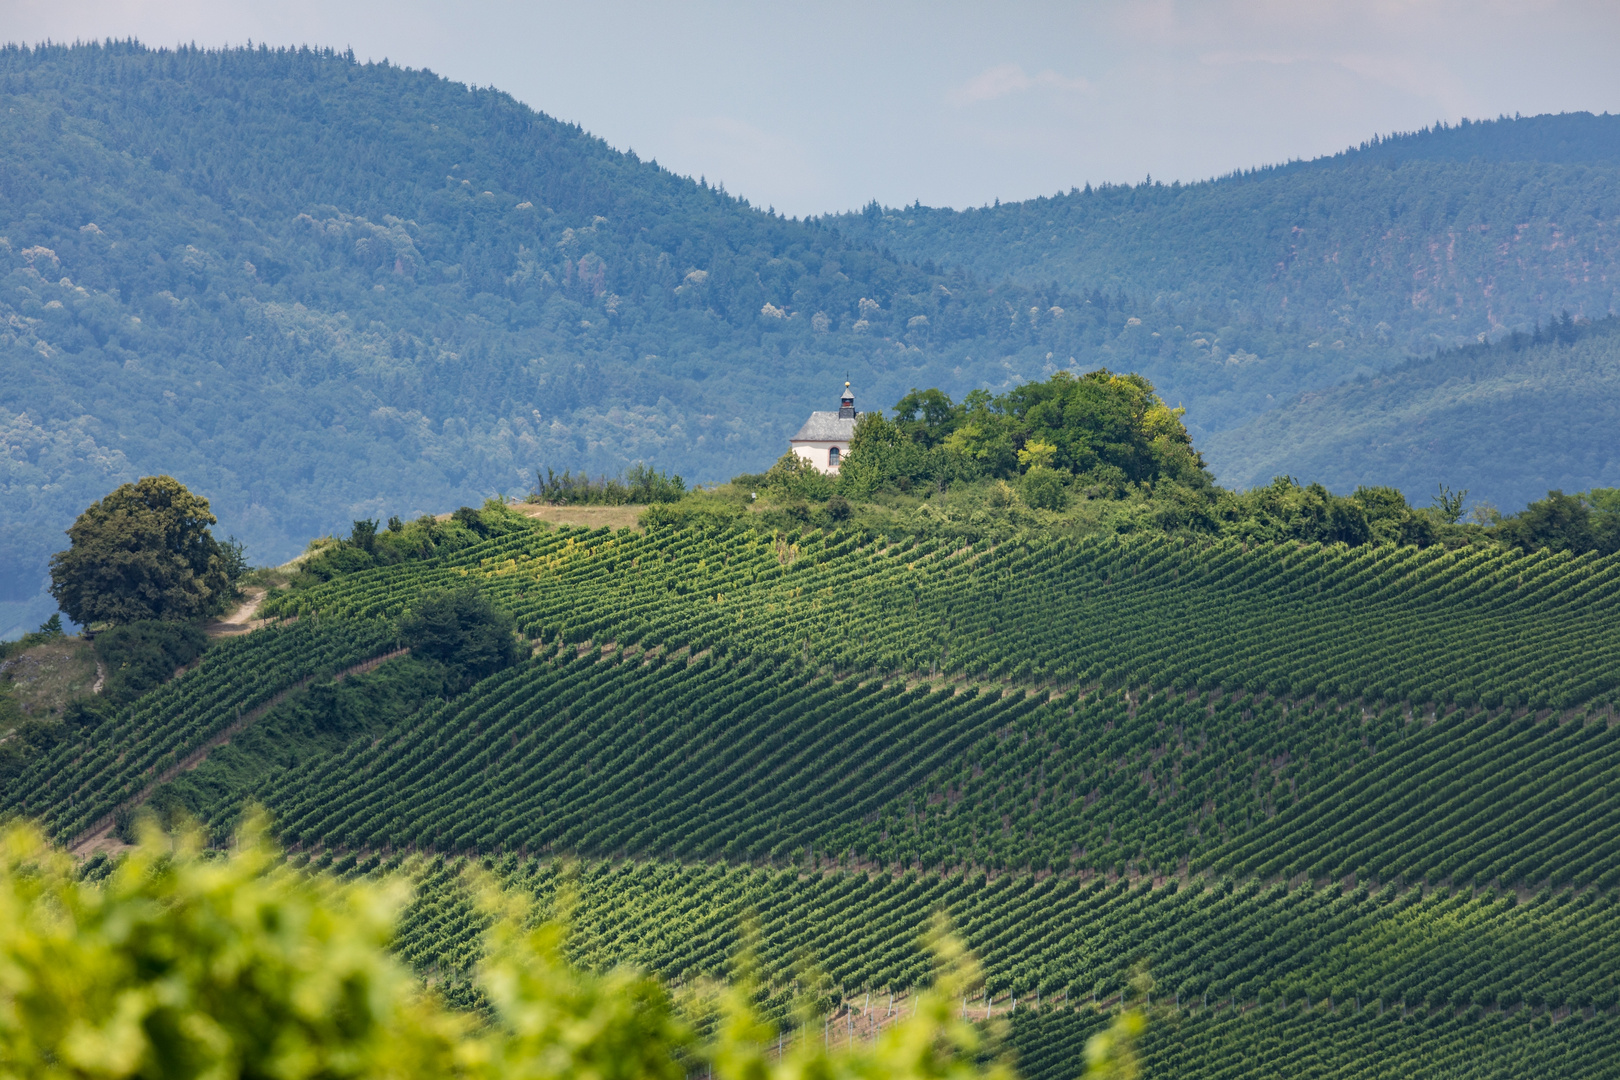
[32,517,1620,1078]
[1214,704,1620,888]
[0,618,397,839]
[1009,1004,1620,1080]
[265,523,1620,710]
[257,648,1323,871]
[381,855,1620,1018]
[206,643,1620,889]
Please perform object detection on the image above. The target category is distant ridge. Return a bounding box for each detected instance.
[1329,111,1620,168]
[1204,315,1620,508]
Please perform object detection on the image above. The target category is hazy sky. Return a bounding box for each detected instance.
[7,0,1620,216]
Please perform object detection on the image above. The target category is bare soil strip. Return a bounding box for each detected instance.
[70,647,409,857]
[206,587,269,638]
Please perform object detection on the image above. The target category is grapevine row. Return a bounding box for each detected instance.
[381,854,1620,1017]
[265,524,1620,711]
[0,618,397,839]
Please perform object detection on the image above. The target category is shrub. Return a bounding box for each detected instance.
[93,620,210,704]
[400,588,520,691]
[1020,467,1067,511]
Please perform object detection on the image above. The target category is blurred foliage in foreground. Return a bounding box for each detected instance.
[0,816,1141,1080]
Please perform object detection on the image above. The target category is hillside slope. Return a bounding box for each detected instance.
[1203,316,1620,506]
[11,516,1620,1076]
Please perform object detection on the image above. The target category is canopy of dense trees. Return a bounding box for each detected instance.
[47,476,240,626]
[839,370,1206,498]
[1497,488,1620,555]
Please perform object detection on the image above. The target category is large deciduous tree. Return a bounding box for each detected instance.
[49,476,235,626]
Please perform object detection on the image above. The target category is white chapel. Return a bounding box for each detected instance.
[789,381,861,474]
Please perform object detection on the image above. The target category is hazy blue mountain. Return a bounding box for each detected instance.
[1202,316,1620,511]
[833,112,1620,357]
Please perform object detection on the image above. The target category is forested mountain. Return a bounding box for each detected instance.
[835,112,1620,356]
[0,41,1184,637]
[834,112,1620,507]
[1204,315,1620,507]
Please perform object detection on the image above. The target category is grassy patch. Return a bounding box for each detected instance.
[0,638,98,722]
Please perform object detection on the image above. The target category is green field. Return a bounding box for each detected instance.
[11,516,1620,1077]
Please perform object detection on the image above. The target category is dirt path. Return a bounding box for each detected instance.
[206,587,269,638]
[70,647,409,858]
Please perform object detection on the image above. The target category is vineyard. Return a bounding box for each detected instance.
[0,618,398,841]
[264,522,1620,710]
[168,645,1620,890]
[383,854,1620,1015]
[14,516,1620,1077]
[1008,1002,1620,1080]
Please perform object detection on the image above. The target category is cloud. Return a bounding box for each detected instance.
[948,63,1091,107]
[1198,47,1476,114]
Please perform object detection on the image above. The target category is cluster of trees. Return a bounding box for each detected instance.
[748,370,1444,549]
[836,371,1206,504]
[530,464,687,506]
[1492,489,1620,555]
[742,366,1616,557]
